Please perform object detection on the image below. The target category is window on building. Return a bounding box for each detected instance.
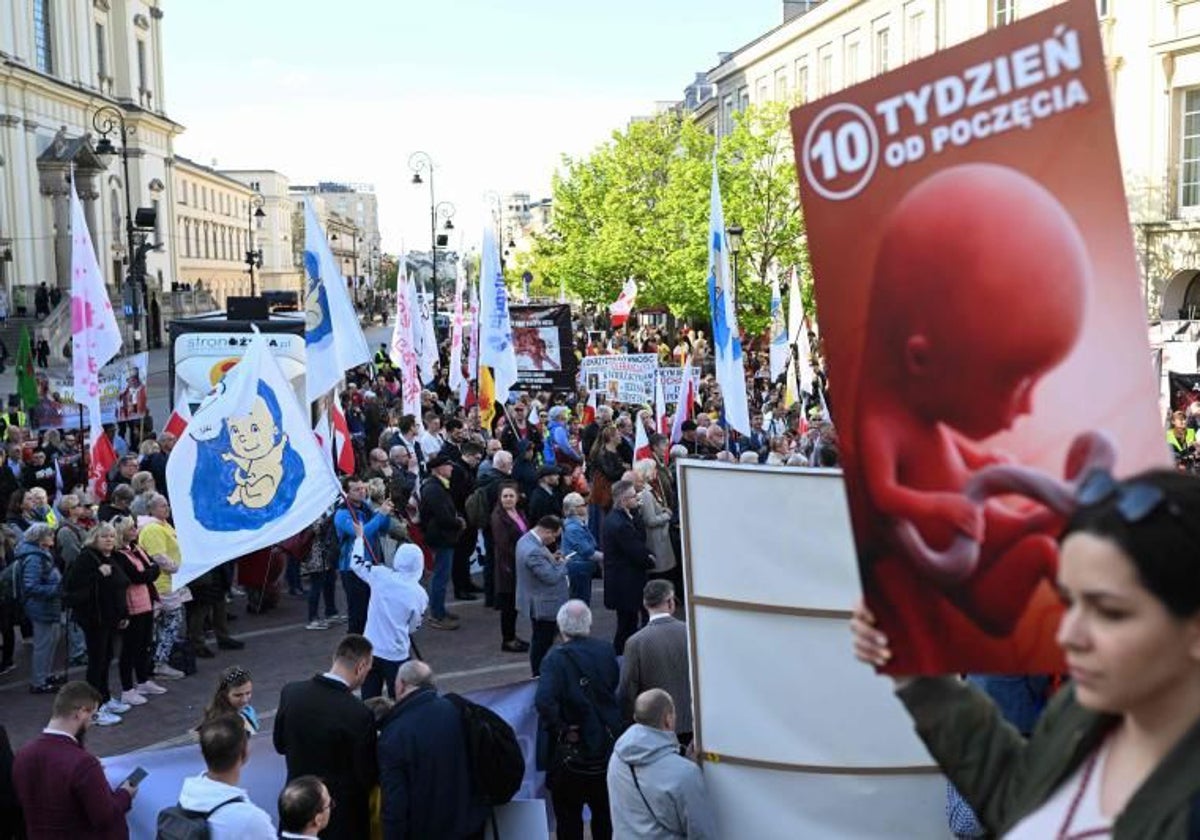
[1097,0,1111,16]
[136,40,147,90]
[874,29,890,75]
[756,76,769,102]
[845,40,860,86]
[152,199,160,239]
[795,61,809,102]
[991,0,1016,27]
[818,50,833,96]
[33,0,53,74]
[774,68,788,100]
[722,95,733,135]
[907,12,925,61]
[180,180,187,205]
[95,22,107,83]
[738,86,750,113]
[1180,89,1200,209]
[183,222,190,258]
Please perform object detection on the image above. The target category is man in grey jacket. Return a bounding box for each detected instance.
[617,580,693,747]
[607,689,717,840]
[514,515,567,676]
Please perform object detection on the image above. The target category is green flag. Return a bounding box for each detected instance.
[15,326,37,410]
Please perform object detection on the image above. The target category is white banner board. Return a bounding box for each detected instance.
[677,462,952,839]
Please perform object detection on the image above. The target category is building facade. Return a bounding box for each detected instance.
[0,0,179,340]
[221,169,302,298]
[291,182,380,285]
[697,0,1200,326]
[172,156,257,307]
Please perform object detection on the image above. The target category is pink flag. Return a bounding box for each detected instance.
[389,263,422,420]
[609,279,638,328]
[448,268,467,401]
[69,179,122,433]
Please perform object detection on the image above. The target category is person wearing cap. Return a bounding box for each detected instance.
[679,420,699,455]
[542,405,582,469]
[528,465,564,523]
[417,454,464,630]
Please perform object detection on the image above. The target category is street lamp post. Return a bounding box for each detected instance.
[726,224,744,310]
[409,152,456,337]
[246,191,265,297]
[93,105,150,352]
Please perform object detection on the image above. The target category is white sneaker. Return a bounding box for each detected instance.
[230,585,246,598]
[154,663,185,680]
[103,698,131,714]
[120,689,148,706]
[305,619,329,631]
[92,709,122,726]
[135,680,168,695]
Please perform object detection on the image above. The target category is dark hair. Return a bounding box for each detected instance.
[643,579,675,608]
[461,441,484,458]
[52,681,102,718]
[6,488,25,517]
[334,633,373,666]
[444,418,464,433]
[1065,469,1200,618]
[398,414,417,434]
[497,481,520,501]
[278,775,327,833]
[201,666,252,725]
[198,714,248,773]
[536,515,563,532]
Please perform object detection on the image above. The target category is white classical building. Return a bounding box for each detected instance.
[291,182,380,285]
[0,0,180,349]
[172,156,257,306]
[219,169,303,300]
[694,0,1199,325]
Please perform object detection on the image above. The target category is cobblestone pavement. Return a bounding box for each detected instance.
[1,578,616,758]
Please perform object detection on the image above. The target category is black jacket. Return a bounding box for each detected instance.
[528,484,563,524]
[274,675,378,840]
[534,636,622,771]
[602,507,654,613]
[377,687,487,839]
[63,547,128,628]
[418,477,463,550]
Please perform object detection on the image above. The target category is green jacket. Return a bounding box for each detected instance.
[897,676,1200,838]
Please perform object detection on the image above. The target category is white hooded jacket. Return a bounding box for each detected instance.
[351,539,428,662]
[606,723,718,839]
[176,772,275,839]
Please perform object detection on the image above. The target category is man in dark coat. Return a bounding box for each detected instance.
[535,600,620,840]
[528,465,564,523]
[274,635,378,840]
[449,441,485,601]
[418,453,465,629]
[376,660,487,839]
[602,479,655,655]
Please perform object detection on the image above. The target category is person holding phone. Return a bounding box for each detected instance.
[12,681,136,838]
[516,515,569,677]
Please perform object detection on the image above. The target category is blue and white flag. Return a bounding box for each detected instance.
[166,330,340,591]
[768,262,788,382]
[303,199,371,404]
[707,157,751,435]
[478,226,518,403]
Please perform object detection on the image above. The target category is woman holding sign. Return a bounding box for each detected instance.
[851,469,1200,836]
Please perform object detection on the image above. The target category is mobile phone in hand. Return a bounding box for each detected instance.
[122,767,148,788]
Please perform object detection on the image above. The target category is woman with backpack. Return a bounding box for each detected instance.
[18,524,61,695]
[64,523,130,725]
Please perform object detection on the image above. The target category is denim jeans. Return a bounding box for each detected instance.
[429,546,454,619]
[566,559,596,605]
[341,569,370,635]
[285,556,303,594]
[307,570,338,622]
[30,620,61,688]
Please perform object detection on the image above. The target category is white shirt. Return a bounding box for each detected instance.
[351,562,428,662]
[320,672,349,688]
[418,430,444,458]
[280,832,320,839]
[647,612,673,624]
[42,726,77,743]
[1006,738,1114,839]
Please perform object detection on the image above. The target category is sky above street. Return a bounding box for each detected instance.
[163,0,780,253]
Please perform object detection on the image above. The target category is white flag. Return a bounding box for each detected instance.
[789,266,815,395]
[768,262,788,381]
[166,329,340,591]
[478,227,518,403]
[303,199,371,404]
[390,261,423,420]
[416,278,438,385]
[69,179,122,433]
[707,156,750,434]
[466,280,480,386]
[448,267,466,399]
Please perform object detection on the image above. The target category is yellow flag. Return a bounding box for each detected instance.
[479,365,496,429]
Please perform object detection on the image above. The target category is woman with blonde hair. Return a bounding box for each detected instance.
[111,515,167,704]
[633,459,675,575]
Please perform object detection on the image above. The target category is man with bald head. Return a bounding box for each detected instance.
[607,689,717,839]
[376,661,488,839]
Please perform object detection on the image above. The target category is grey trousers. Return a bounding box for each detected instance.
[30,620,61,687]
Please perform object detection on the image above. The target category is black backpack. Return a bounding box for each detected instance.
[446,693,525,806]
[155,796,242,840]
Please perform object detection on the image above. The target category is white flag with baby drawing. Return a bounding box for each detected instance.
[166,329,340,591]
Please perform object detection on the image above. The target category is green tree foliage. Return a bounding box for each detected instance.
[526,101,809,334]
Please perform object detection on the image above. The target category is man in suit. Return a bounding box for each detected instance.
[527,465,564,523]
[515,515,568,676]
[617,580,694,748]
[602,480,655,655]
[274,635,378,840]
[13,682,135,839]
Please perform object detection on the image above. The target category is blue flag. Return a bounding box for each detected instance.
[707,157,750,435]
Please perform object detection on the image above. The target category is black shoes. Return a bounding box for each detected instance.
[454,591,479,601]
[501,639,530,653]
[216,638,245,651]
[195,646,215,658]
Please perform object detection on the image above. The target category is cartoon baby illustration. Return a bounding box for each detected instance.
[852,163,1091,674]
[222,395,289,510]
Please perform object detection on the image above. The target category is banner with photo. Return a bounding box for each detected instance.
[658,365,702,406]
[580,353,659,404]
[31,352,150,430]
[509,304,577,393]
[790,0,1166,675]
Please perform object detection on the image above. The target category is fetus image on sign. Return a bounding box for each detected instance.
[223,395,288,509]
